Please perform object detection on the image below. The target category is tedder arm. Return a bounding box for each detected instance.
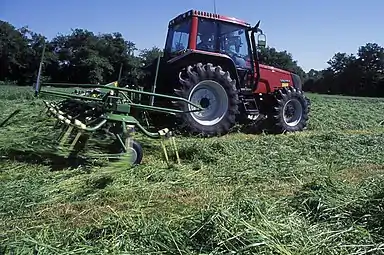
[35,80,203,138]
[36,82,203,115]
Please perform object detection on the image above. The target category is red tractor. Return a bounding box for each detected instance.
[141,9,310,136]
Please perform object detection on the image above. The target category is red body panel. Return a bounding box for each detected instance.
[254,64,293,94]
[190,10,250,27]
[218,15,249,26]
[189,16,198,49]
[170,10,251,28]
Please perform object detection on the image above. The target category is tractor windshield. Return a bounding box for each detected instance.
[197,18,251,69]
[165,19,191,53]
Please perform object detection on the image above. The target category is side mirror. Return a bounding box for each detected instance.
[257,33,266,47]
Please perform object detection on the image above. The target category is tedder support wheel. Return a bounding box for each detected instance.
[268,86,310,133]
[174,62,240,137]
[128,140,143,165]
[112,139,143,165]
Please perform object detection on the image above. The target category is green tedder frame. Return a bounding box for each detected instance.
[31,45,204,165]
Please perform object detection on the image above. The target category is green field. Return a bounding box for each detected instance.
[0,85,384,254]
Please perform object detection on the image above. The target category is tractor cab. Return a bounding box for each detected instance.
[164,10,266,71]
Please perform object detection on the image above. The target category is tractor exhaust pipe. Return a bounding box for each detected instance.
[248,20,262,91]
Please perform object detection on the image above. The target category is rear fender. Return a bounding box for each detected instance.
[167,50,240,89]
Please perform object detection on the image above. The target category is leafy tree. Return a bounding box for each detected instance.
[0,21,29,83]
[356,43,384,96]
[50,29,111,84]
[139,46,163,67]
[0,21,53,85]
[258,46,307,81]
[48,29,138,85]
[304,43,384,97]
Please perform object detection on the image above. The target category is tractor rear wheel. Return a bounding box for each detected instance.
[174,63,240,136]
[268,86,310,133]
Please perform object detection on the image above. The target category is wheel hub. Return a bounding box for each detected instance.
[199,97,210,108]
[188,80,229,126]
[283,99,303,127]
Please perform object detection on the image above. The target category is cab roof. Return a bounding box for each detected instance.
[169,9,251,27]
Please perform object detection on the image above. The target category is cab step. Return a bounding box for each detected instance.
[241,97,259,115]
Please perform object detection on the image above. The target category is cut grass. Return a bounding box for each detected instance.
[0,86,383,254]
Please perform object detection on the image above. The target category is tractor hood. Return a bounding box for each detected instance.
[259,64,293,75]
[256,63,303,92]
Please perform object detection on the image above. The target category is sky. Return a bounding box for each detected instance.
[1,0,383,72]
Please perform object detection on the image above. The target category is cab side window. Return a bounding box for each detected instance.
[196,18,216,52]
[166,20,191,53]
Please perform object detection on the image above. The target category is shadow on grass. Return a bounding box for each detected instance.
[348,190,384,241]
[0,148,89,171]
[290,179,384,243]
[238,122,267,135]
[235,117,278,135]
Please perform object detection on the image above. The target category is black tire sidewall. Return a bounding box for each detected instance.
[175,63,240,136]
[130,140,143,165]
[111,138,143,165]
[270,87,309,133]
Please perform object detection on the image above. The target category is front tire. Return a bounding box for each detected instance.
[174,63,240,137]
[268,86,310,133]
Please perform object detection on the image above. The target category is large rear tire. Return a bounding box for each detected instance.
[268,86,310,133]
[174,63,240,137]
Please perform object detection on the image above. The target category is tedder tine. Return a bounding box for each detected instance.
[171,136,181,165]
[158,128,170,165]
[0,109,21,128]
[68,131,83,151]
[161,139,169,165]
[157,128,181,166]
[57,125,69,141]
[58,125,74,148]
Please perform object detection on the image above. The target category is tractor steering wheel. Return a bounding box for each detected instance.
[226,50,246,67]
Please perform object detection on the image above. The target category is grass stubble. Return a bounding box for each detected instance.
[0,86,383,254]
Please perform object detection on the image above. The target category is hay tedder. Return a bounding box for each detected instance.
[33,77,204,165]
[27,9,311,166]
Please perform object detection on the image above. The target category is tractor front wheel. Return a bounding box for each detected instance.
[174,63,240,137]
[268,86,310,133]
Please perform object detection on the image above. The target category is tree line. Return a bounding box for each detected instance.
[304,43,384,97]
[0,20,161,87]
[1,20,383,97]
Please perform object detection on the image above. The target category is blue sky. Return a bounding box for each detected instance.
[1,0,383,72]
